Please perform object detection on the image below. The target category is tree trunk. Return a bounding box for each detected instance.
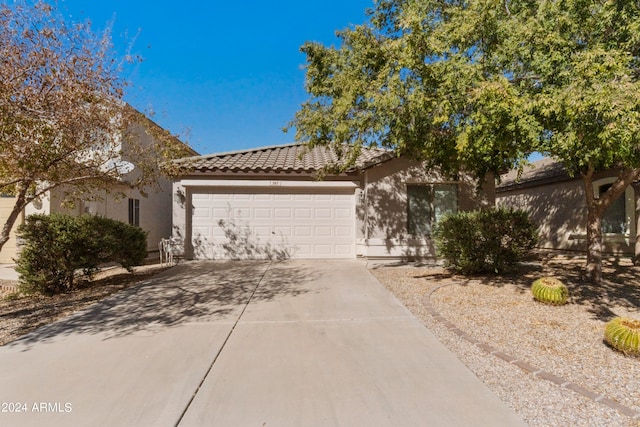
[582,171,605,284]
[583,169,640,282]
[0,184,29,254]
[585,202,603,283]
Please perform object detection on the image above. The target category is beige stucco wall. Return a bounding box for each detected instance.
[0,197,24,263]
[497,179,587,252]
[496,176,635,255]
[32,179,173,253]
[172,158,495,261]
[357,158,495,259]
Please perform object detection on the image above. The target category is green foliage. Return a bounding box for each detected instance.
[15,214,147,295]
[531,277,569,306]
[290,0,640,283]
[291,0,640,177]
[433,208,538,275]
[604,317,640,357]
[0,1,191,261]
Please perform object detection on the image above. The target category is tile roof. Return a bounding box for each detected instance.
[498,157,569,191]
[173,143,394,174]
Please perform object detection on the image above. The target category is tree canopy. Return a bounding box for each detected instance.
[0,1,187,252]
[290,0,640,282]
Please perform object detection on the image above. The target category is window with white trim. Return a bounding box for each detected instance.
[593,178,635,236]
[599,184,626,234]
[407,184,457,235]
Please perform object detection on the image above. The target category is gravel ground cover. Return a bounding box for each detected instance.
[369,255,640,427]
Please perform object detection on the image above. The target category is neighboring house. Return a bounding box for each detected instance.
[0,115,196,264]
[497,158,639,256]
[172,143,494,261]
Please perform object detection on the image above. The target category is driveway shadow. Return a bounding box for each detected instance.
[10,261,318,349]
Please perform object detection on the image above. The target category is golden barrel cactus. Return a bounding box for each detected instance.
[604,317,640,356]
[531,277,569,305]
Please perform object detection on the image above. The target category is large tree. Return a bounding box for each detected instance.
[0,1,185,253]
[289,0,640,283]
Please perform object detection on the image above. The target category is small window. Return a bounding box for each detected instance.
[599,184,627,234]
[407,184,457,235]
[128,198,140,227]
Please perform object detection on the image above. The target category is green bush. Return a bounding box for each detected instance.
[433,207,538,275]
[15,214,147,295]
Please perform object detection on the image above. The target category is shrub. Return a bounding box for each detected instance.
[15,214,147,295]
[604,317,640,356]
[531,277,569,305]
[433,207,538,275]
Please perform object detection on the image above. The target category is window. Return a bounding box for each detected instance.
[407,184,457,235]
[128,198,140,227]
[599,184,627,234]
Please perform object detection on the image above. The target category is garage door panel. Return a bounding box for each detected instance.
[193,207,211,219]
[275,208,292,219]
[193,226,212,238]
[212,207,230,217]
[335,226,352,237]
[335,244,354,255]
[294,226,312,237]
[190,189,355,259]
[253,226,271,237]
[294,208,312,218]
[295,245,313,256]
[335,208,351,218]
[315,226,332,237]
[212,228,227,237]
[315,208,332,219]
[192,193,211,201]
[235,208,250,218]
[273,226,292,236]
[314,245,332,255]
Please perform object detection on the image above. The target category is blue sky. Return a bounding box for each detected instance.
[57,0,375,155]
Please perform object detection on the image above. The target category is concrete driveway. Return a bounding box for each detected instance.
[0,260,525,426]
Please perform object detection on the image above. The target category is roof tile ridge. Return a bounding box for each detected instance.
[183,142,304,161]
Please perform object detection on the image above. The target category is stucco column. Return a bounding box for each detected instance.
[184,186,194,260]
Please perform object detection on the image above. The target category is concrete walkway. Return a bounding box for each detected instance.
[0,260,525,426]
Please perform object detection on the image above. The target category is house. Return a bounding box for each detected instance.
[0,114,196,264]
[496,158,639,256]
[172,143,494,261]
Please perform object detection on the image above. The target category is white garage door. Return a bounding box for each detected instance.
[190,188,355,259]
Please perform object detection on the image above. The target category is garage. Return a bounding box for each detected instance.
[173,143,397,261]
[188,186,356,259]
[173,143,491,262]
